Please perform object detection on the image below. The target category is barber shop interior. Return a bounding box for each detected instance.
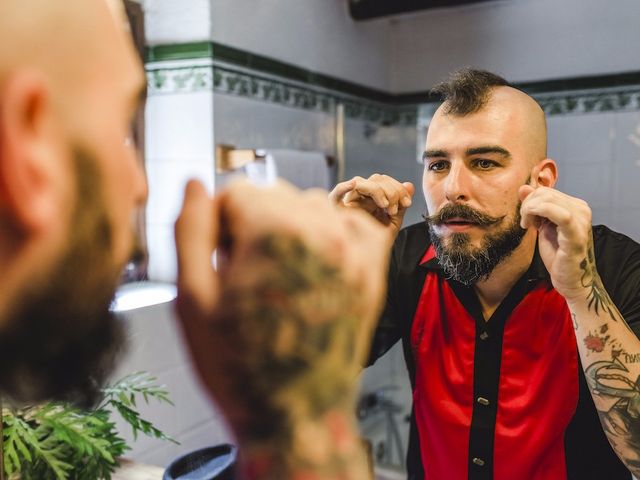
[2,0,640,479]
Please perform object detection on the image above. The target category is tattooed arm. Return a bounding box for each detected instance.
[520,185,640,476]
[174,180,391,480]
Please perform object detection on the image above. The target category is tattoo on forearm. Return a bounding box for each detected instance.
[211,235,370,479]
[579,233,621,323]
[622,353,640,363]
[583,324,611,353]
[586,354,640,475]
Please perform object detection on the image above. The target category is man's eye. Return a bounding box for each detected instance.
[475,159,497,170]
[428,160,448,172]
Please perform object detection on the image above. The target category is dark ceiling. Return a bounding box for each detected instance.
[349,0,500,20]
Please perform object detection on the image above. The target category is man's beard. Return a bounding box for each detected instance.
[0,147,127,408]
[425,202,527,286]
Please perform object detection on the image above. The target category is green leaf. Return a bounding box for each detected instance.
[2,371,177,479]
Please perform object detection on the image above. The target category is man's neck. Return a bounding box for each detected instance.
[473,230,537,320]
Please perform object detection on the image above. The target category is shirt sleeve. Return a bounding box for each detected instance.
[366,235,404,367]
[596,226,640,338]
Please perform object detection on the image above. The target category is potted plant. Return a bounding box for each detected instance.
[1,371,177,479]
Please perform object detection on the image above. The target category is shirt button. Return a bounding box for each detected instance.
[472,457,485,467]
[477,397,490,406]
[480,331,489,340]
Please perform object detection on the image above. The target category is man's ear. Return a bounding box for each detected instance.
[530,158,558,189]
[0,71,62,234]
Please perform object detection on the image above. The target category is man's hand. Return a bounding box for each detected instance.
[174,179,390,478]
[329,174,414,237]
[519,185,593,301]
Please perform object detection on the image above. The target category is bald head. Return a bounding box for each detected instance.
[433,84,548,163]
[0,0,140,129]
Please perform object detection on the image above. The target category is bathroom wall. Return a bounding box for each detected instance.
[210,0,392,91]
[109,302,233,467]
[390,0,640,92]
[142,0,210,45]
[547,109,640,243]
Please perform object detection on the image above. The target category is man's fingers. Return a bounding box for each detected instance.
[175,180,219,318]
[519,184,535,203]
[329,179,357,204]
[401,182,415,208]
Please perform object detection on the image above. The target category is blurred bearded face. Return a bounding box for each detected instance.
[0,147,127,407]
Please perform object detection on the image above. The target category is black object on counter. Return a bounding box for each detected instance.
[163,444,237,480]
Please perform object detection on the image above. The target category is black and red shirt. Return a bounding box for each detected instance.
[368,222,640,480]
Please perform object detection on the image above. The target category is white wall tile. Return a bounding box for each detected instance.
[146,92,214,162]
[213,94,336,156]
[390,0,640,91]
[177,419,234,456]
[110,302,226,467]
[146,159,214,226]
[136,442,179,469]
[556,163,612,209]
[210,0,392,91]
[612,111,640,210]
[547,113,614,166]
[143,0,211,45]
[146,224,177,283]
[171,364,220,432]
[113,302,183,378]
[344,119,423,227]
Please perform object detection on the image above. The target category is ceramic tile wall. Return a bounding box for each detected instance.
[547,110,640,242]
[390,0,640,92]
[344,118,424,226]
[210,0,392,91]
[145,84,214,282]
[110,302,233,468]
[142,0,210,45]
[213,94,337,159]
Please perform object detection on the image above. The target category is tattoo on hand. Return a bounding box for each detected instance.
[211,235,369,478]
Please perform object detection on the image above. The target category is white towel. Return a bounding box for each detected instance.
[243,156,277,187]
[270,150,332,190]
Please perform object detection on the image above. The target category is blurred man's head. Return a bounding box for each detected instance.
[0,0,147,405]
[422,68,556,284]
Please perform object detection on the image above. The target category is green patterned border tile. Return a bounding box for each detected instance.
[147,41,397,104]
[211,64,417,126]
[145,62,417,126]
[147,65,213,93]
[145,42,640,119]
[533,87,640,116]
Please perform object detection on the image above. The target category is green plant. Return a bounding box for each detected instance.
[1,372,178,480]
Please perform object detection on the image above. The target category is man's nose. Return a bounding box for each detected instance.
[444,162,470,203]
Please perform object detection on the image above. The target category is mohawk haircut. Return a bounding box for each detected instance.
[431,68,510,115]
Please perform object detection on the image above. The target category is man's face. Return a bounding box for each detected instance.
[0,1,147,405]
[0,148,127,406]
[422,90,537,283]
